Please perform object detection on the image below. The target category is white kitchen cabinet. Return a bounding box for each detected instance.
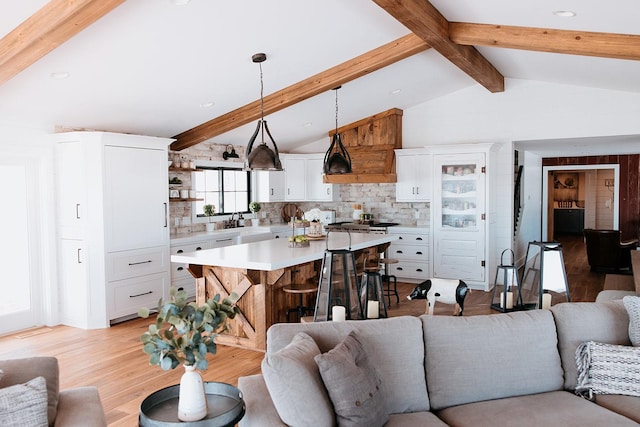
[254,170,285,202]
[283,154,338,201]
[395,149,432,202]
[431,144,498,291]
[170,239,211,299]
[387,227,430,283]
[54,131,172,328]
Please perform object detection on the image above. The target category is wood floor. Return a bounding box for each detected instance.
[0,234,603,426]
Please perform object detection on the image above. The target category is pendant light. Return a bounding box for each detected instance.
[323,86,352,174]
[245,53,283,171]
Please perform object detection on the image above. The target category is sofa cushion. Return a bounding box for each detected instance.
[435,390,639,427]
[0,376,49,427]
[315,331,388,427]
[265,316,430,414]
[0,357,59,426]
[261,332,334,427]
[594,394,640,423]
[385,411,449,426]
[237,374,286,427]
[623,295,640,346]
[551,301,631,390]
[575,341,640,397]
[421,310,564,410]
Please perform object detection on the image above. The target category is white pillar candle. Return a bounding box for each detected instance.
[367,301,380,319]
[500,292,514,309]
[332,305,346,322]
[542,293,552,309]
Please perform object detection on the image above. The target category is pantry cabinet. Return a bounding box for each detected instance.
[55,131,172,328]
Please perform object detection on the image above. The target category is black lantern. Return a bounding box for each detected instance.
[491,249,522,312]
[323,86,352,174]
[520,241,570,309]
[245,53,283,171]
[314,231,363,321]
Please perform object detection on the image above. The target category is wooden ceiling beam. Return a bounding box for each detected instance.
[449,23,640,61]
[170,34,429,151]
[0,0,126,86]
[371,0,504,93]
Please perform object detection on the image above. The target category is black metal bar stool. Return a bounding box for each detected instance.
[282,282,318,322]
[381,258,399,306]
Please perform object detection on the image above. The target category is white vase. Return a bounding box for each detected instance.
[205,222,215,232]
[178,364,208,422]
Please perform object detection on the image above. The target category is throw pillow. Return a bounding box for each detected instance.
[261,332,335,427]
[0,376,48,427]
[575,340,640,398]
[314,331,388,427]
[623,295,640,346]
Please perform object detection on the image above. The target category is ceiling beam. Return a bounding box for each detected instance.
[371,0,504,93]
[449,23,640,61]
[0,0,125,86]
[171,34,429,151]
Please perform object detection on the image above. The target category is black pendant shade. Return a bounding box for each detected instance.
[323,86,352,174]
[245,53,283,171]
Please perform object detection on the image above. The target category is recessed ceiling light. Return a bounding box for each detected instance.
[303,122,313,127]
[50,71,70,80]
[390,89,402,95]
[553,10,576,17]
[170,0,190,5]
[199,101,215,108]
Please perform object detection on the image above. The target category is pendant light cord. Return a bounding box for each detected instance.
[259,62,265,144]
[335,87,339,133]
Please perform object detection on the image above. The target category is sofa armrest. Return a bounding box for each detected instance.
[238,375,286,427]
[54,387,106,427]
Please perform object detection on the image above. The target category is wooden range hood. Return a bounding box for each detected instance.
[323,108,402,184]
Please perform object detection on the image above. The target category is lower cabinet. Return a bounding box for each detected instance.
[107,273,169,320]
[387,227,430,283]
[170,240,212,299]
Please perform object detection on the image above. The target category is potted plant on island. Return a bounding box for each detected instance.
[139,287,239,422]
[249,202,261,226]
[203,204,216,232]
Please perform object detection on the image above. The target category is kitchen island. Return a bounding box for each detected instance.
[172,231,397,351]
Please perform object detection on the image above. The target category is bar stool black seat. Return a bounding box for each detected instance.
[282,282,318,322]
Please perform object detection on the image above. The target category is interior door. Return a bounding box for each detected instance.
[433,153,486,283]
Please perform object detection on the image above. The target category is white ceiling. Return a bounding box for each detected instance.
[1,0,639,154]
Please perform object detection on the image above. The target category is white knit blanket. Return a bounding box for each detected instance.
[575,340,640,399]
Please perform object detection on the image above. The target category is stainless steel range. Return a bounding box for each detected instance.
[326,221,399,235]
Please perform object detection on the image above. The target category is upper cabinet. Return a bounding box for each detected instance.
[395,149,432,202]
[283,154,339,202]
[254,170,285,202]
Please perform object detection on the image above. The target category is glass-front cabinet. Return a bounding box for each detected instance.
[433,153,486,284]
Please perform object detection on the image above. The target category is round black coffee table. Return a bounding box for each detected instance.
[139,382,244,426]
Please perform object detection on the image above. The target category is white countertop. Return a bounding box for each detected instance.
[170,225,289,245]
[171,232,398,271]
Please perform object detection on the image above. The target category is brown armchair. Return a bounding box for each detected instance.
[583,229,639,273]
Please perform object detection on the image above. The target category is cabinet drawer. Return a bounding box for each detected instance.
[107,246,169,281]
[389,243,429,261]
[171,241,211,255]
[392,232,429,244]
[172,278,196,300]
[108,273,167,320]
[389,261,430,280]
[171,262,193,280]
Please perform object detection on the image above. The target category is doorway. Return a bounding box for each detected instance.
[542,164,619,241]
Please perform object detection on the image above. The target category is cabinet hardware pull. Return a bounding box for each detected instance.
[177,249,184,253]
[416,187,419,194]
[397,267,404,271]
[129,260,152,266]
[216,238,232,243]
[416,251,423,255]
[196,247,202,250]
[164,203,168,227]
[398,236,403,240]
[76,204,81,219]
[327,188,330,195]
[416,268,423,272]
[77,248,82,264]
[177,266,184,271]
[271,188,274,195]
[130,291,153,298]
[396,250,404,254]
[416,237,423,241]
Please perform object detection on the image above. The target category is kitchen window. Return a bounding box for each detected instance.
[193,166,250,217]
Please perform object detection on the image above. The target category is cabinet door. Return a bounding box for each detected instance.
[104,146,169,251]
[284,157,306,201]
[396,154,431,202]
[395,155,416,201]
[255,170,285,202]
[59,239,89,328]
[414,154,432,200]
[56,142,86,239]
[433,153,486,282]
[306,157,333,201]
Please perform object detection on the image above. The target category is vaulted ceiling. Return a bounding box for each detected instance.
[1,0,639,153]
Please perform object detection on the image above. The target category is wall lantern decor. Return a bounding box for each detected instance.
[245,53,283,171]
[222,144,239,160]
[323,86,352,174]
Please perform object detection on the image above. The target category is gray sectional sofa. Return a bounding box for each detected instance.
[238,300,639,426]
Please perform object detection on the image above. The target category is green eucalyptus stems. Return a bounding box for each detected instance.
[139,287,239,371]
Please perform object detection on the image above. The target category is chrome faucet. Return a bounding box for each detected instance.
[225,212,239,228]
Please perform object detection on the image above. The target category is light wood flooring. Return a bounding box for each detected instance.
[0,234,603,426]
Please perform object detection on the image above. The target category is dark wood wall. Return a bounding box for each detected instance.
[542,155,640,240]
